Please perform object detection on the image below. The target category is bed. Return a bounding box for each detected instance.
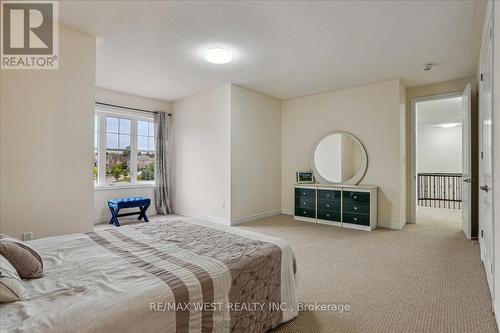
[1,219,298,333]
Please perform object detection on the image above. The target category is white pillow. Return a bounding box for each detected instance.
[0,255,28,302]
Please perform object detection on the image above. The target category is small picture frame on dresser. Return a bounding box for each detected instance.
[296,171,315,184]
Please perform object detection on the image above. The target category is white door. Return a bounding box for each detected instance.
[479,14,493,295]
[461,84,471,239]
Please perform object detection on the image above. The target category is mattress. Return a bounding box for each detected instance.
[0,219,297,333]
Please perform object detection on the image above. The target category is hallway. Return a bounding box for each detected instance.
[416,206,462,228]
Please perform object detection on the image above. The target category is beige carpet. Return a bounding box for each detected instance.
[234,208,497,333]
[96,208,497,332]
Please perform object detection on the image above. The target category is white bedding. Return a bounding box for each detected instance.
[0,219,297,333]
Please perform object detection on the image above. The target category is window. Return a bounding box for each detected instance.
[94,115,99,184]
[137,120,155,182]
[94,108,155,187]
[106,117,131,184]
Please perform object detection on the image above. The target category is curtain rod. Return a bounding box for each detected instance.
[95,101,171,116]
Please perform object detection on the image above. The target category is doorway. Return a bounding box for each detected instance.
[410,86,475,239]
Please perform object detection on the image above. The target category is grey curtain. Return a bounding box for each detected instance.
[154,112,172,215]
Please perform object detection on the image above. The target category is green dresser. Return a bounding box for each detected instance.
[294,187,316,219]
[294,184,377,231]
[343,190,370,226]
[317,189,342,225]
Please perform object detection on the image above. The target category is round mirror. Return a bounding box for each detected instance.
[311,132,367,185]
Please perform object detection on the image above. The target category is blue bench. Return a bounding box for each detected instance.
[108,197,151,227]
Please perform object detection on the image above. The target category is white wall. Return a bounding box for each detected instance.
[0,25,96,239]
[171,84,281,225]
[171,85,232,224]
[417,125,462,173]
[281,79,405,228]
[93,87,170,223]
[230,85,281,223]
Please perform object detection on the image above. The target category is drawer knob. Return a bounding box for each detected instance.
[326,204,330,207]
[303,202,307,205]
[354,217,358,221]
[326,214,330,217]
[354,206,358,210]
[303,192,306,195]
[353,195,358,199]
[327,194,330,197]
[303,211,307,214]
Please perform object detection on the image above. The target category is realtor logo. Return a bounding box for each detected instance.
[1,1,58,69]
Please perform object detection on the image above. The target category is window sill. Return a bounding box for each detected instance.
[94,183,155,191]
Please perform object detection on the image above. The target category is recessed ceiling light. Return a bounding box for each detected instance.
[439,123,460,128]
[205,47,232,64]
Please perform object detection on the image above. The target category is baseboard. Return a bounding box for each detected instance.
[94,213,159,225]
[94,206,159,225]
[230,210,281,226]
[95,218,108,224]
[377,222,404,230]
[281,208,293,215]
[494,301,500,332]
[172,208,231,226]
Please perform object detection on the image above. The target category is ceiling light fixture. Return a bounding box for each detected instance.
[204,47,232,64]
[439,123,460,128]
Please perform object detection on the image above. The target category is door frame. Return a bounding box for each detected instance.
[477,0,494,299]
[409,91,464,224]
[461,84,472,240]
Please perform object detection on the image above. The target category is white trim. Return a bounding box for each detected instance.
[495,301,500,332]
[95,105,154,121]
[377,222,404,230]
[462,84,473,240]
[173,208,231,226]
[294,216,317,223]
[343,223,373,231]
[230,210,281,226]
[492,0,497,317]
[97,114,106,184]
[317,219,342,227]
[94,213,158,225]
[94,183,155,191]
[130,118,138,182]
[409,91,463,224]
[281,208,294,215]
[94,107,156,187]
[478,0,495,313]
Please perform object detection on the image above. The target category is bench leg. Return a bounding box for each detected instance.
[109,207,115,225]
[138,204,150,222]
[109,207,121,227]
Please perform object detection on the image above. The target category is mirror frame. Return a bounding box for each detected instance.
[310,131,368,185]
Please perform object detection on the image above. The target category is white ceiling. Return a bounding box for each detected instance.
[59,1,486,101]
[417,97,463,128]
